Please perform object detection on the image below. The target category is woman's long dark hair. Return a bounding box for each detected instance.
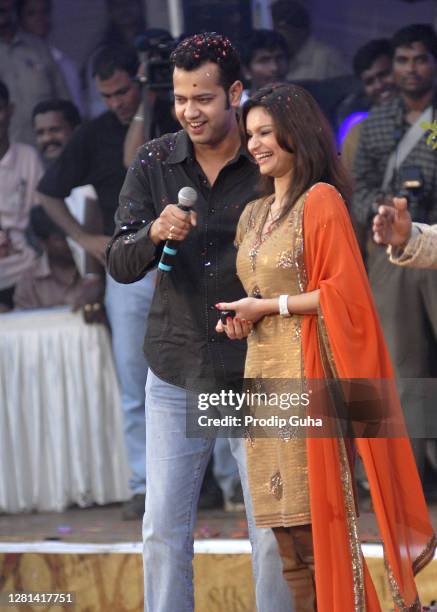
[241,84,352,219]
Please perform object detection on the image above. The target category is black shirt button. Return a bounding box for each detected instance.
[209,272,214,277]
[209,241,213,246]
[209,305,215,310]
[210,208,215,213]
[210,337,216,343]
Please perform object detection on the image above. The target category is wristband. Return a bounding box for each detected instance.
[278,294,290,317]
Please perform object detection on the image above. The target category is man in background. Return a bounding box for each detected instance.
[271,0,347,81]
[0,0,69,144]
[352,24,437,488]
[341,39,395,171]
[240,28,289,102]
[37,46,154,520]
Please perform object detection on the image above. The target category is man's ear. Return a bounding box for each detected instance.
[228,80,244,108]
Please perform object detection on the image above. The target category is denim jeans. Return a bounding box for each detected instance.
[143,370,293,612]
[105,271,156,495]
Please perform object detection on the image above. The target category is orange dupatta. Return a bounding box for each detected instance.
[301,183,436,611]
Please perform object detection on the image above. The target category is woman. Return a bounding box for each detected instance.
[216,84,435,611]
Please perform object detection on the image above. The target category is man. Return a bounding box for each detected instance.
[32,99,81,163]
[373,196,437,269]
[16,0,84,114]
[0,0,69,144]
[14,206,104,321]
[36,46,154,520]
[32,98,102,282]
[0,80,42,311]
[107,33,293,612]
[341,39,396,171]
[240,29,289,102]
[271,0,347,81]
[352,24,437,480]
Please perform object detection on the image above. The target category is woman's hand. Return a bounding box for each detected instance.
[217,298,265,323]
[216,316,253,340]
[215,297,265,340]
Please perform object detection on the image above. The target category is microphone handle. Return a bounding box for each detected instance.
[158,204,193,272]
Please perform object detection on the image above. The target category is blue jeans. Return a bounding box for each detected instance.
[143,370,293,612]
[105,272,155,495]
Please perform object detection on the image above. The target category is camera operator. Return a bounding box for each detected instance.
[124,28,179,167]
[352,24,437,489]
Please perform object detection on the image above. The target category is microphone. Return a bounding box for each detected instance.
[158,186,198,272]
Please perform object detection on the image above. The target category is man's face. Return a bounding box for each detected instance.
[393,41,437,98]
[247,47,289,90]
[0,98,12,143]
[20,0,51,38]
[96,69,141,125]
[361,55,395,106]
[34,110,75,161]
[173,62,242,147]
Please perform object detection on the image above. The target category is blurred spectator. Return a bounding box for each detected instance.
[32,98,99,277]
[16,0,84,114]
[0,0,70,144]
[271,0,348,81]
[36,45,155,520]
[341,39,396,171]
[0,80,42,312]
[14,206,104,324]
[32,98,81,165]
[240,29,289,102]
[85,0,146,117]
[352,24,437,489]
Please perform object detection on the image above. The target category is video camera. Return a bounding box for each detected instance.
[134,29,177,90]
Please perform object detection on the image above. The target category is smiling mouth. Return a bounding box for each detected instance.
[254,152,273,162]
[188,121,207,129]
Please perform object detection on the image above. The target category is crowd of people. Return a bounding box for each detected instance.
[2,0,437,609]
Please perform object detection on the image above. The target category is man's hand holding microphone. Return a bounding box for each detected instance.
[149,187,198,271]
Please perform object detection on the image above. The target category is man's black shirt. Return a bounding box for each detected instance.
[107,129,260,390]
[38,111,128,235]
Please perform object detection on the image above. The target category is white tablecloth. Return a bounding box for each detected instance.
[0,308,130,513]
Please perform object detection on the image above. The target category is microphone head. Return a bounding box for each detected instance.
[178,186,198,208]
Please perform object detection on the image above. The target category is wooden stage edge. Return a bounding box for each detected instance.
[0,540,436,612]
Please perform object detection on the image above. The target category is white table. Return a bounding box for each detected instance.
[0,308,130,513]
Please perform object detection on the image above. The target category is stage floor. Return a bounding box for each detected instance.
[0,504,379,544]
[1,501,436,611]
[1,497,436,544]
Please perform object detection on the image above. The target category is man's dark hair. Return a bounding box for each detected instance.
[392,24,437,59]
[240,29,289,67]
[29,206,65,241]
[353,39,392,78]
[0,81,9,105]
[170,32,241,91]
[32,99,81,128]
[16,0,51,18]
[271,0,311,31]
[92,44,139,80]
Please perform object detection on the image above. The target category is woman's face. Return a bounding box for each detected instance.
[246,106,294,178]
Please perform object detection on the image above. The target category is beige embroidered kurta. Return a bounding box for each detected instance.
[235,195,311,528]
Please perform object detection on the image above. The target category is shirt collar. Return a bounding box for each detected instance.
[167,130,194,165]
[166,129,253,166]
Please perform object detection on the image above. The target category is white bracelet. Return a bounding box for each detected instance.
[278,294,290,317]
